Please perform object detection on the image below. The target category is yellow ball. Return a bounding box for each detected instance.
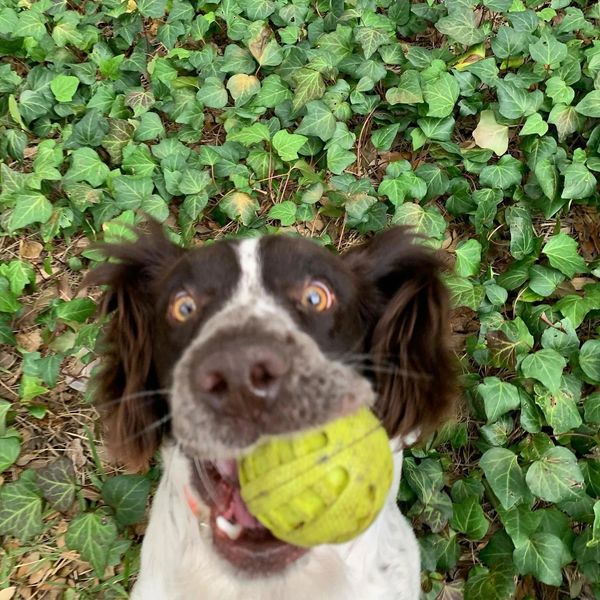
[237,407,393,547]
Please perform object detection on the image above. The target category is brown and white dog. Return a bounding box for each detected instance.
[86,223,455,600]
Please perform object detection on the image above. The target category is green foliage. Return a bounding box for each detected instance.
[0,0,599,596]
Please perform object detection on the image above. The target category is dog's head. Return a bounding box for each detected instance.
[86,223,455,572]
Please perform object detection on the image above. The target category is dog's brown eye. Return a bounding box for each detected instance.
[300,281,334,312]
[170,292,197,322]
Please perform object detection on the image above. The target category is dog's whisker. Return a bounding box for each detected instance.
[191,456,222,508]
[117,414,172,445]
[100,389,171,408]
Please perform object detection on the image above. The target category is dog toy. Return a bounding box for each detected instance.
[238,407,393,547]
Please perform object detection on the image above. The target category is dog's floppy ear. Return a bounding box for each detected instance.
[84,222,183,470]
[344,227,456,444]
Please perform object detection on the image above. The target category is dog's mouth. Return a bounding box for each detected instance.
[189,459,308,575]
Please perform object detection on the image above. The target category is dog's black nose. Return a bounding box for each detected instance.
[195,343,290,414]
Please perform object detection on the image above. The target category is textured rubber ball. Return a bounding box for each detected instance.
[237,407,393,547]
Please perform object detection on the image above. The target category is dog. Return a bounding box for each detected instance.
[86,223,455,600]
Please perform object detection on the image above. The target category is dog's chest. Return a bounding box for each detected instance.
[132,445,420,600]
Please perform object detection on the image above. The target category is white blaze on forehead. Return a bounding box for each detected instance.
[235,238,263,302]
[182,237,295,348]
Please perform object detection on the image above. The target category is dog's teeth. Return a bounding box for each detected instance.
[216,516,243,540]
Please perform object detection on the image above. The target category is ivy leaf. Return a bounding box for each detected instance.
[0,437,20,474]
[529,33,567,67]
[435,8,486,46]
[445,276,485,311]
[386,70,423,105]
[555,295,591,329]
[535,388,582,435]
[255,75,292,108]
[102,474,151,527]
[480,155,522,189]
[55,298,96,323]
[196,77,228,109]
[455,239,482,278]
[478,377,521,424]
[521,349,566,395]
[327,146,356,174]
[35,457,77,512]
[66,109,109,149]
[272,130,308,161]
[178,169,211,196]
[423,72,460,118]
[19,88,53,123]
[7,192,53,231]
[534,158,558,201]
[417,116,455,141]
[496,81,536,120]
[66,512,118,576]
[137,0,167,18]
[371,124,400,151]
[296,101,336,142]
[134,112,165,141]
[548,104,581,141]
[575,90,600,118]
[464,565,517,600]
[542,233,587,278]
[391,202,446,241]
[545,77,574,106]
[450,496,489,541]
[102,119,135,164]
[498,505,542,548]
[473,110,508,156]
[50,74,79,102]
[513,533,564,586]
[585,393,600,424]
[292,68,325,112]
[480,448,529,511]
[268,201,297,226]
[561,162,596,200]
[219,192,259,225]
[67,148,110,187]
[227,73,260,102]
[355,27,389,60]
[125,89,155,117]
[579,340,600,382]
[112,175,153,210]
[0,474,43,541]
[521,113,548,137]
[228,123,271,147]
[528,265,564,297]
[505,205,536,260]
[526,447,584,503]
[491,26,527,59]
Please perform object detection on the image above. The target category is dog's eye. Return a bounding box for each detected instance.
[300,281,335,312]
[170,292,197,322]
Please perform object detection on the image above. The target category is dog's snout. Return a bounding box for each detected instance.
[194,342,290,414]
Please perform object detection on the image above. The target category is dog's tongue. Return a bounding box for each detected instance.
[215,459,262,529]
[222,487,262,528]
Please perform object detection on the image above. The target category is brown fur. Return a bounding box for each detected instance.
[344,227,456,441]
[83,223,183,470]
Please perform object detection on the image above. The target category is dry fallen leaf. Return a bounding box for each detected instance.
[19,240,43,260]
[0,587,16,600]
[15,329,42,353]
[473,110,509,156]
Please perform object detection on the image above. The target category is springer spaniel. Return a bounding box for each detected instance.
[86,223,455,600]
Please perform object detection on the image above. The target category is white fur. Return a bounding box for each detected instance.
[132,444,420,600]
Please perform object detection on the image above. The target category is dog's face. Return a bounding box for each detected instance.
[166,235,377,458]
[86,224,455,574]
